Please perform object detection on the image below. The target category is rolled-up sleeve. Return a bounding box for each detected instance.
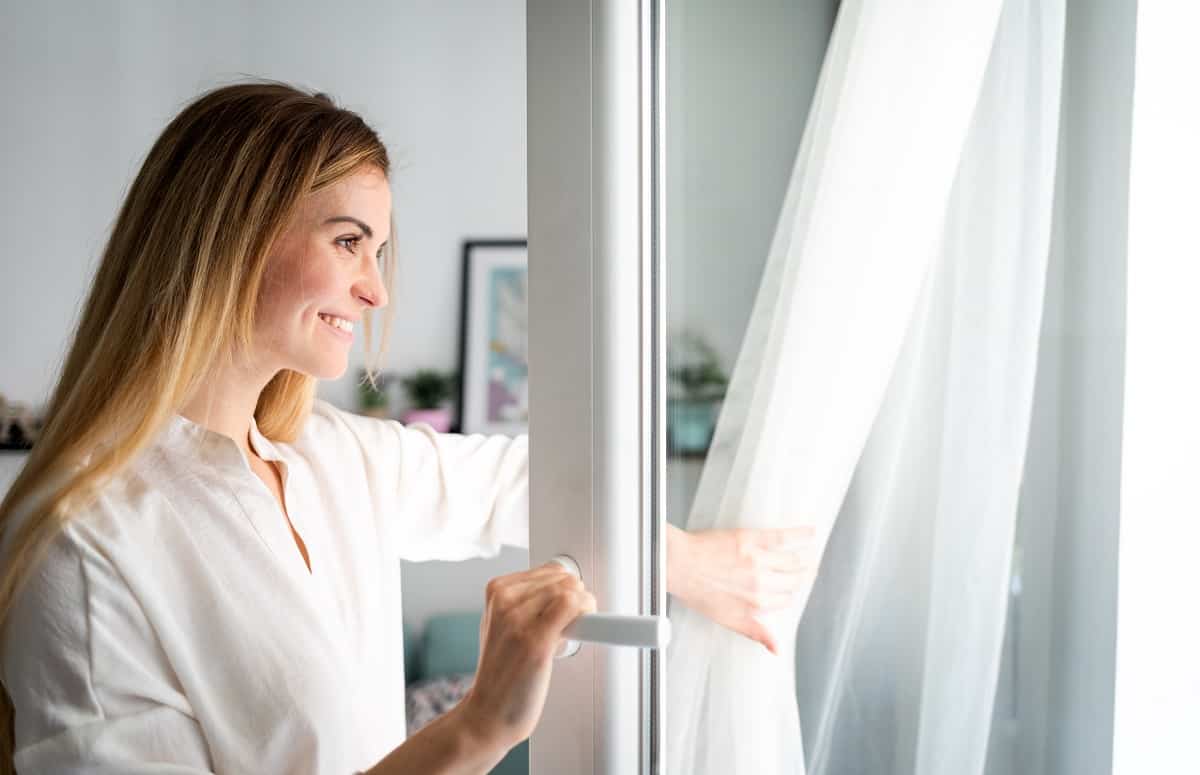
[310,400,530,562]
[2,525,213,774]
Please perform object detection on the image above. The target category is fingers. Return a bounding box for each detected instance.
[467,563,592,747]
[513,576,597,659]
[484,562,575,608]
[483,563,597,657]
[739,614,780,656]
[515,566,597,638]
[510,570,585,620]
[747,527,819,574]
[539,583,598,640]
[708,565,813,602]
[753,587,805,612]
[765,567,816,591]
[761,525,816,550]
[759,551,816,575]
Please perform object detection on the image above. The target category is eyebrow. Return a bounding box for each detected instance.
[323,215,386,244]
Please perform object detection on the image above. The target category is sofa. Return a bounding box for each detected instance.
[404,612,529,775]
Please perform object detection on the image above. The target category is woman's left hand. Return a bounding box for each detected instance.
[666,524,818,655]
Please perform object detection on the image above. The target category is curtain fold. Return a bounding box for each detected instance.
[665,0,1065,772]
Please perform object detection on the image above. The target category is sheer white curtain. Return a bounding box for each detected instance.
[665,0,1064,773]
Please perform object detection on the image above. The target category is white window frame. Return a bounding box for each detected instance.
[527,0,665,772]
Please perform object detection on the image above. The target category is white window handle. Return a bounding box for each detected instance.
[551,555,672,658]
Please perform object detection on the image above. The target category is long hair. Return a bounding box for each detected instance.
[0,79,396,770]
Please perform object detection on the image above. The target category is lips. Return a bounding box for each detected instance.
[318,311,359,324]
[317,313,354,341]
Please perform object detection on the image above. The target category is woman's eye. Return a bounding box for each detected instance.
[336,235,361,253]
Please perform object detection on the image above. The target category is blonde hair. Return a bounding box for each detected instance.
[0,79,396,770]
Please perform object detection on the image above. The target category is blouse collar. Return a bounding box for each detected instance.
[248,414,283,462]
[161,411,284,469]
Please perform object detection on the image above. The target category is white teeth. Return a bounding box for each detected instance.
[319,313,354,333]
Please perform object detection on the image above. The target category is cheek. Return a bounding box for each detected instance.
[253,283,313,357]
[255,278,298,331]
[259,255,333,323]
[256,245,343,338]
[296,261,346,309]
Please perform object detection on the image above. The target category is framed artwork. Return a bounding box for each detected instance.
[456,239,529,436]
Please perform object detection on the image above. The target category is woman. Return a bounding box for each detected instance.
[0,81,815,774]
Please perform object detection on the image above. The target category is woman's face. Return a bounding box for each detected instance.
[256,166,392,381]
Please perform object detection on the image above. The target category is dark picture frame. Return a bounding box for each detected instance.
[455,239,529,436]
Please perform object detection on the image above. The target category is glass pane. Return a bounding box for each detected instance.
[660,3,1117,775]
[663,2,834,517]
[662,0,834,762]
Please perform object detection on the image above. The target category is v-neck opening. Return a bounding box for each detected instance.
[165,410,319,582]
[248,421,315,580]
[272,460,312,576]
[268,459,313,578]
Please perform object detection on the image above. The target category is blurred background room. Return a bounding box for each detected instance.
[0,2,532,764]
[3,1,1196,774]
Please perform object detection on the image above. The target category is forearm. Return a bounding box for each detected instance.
[363,702,510,775]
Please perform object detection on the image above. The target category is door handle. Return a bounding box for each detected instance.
[551,555,671,658]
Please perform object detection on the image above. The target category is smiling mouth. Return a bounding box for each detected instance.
[318,313,354,335]
[319,314,350,340]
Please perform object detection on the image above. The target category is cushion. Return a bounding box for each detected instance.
[417,611,483,681]
[402,619,418,681]
[405,611,529,775]
[405,673,475,736]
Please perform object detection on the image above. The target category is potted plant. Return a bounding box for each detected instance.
[667,332,728,454]
[401,369,458,432]
[357,369,395,419]
[0,393,43,451]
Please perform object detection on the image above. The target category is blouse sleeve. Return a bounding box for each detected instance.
[309,399,530,562]
[2,524,214,773]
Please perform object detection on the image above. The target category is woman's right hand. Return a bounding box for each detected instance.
[455,562,598,752]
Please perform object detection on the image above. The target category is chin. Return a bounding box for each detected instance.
[314,359,349,381]
[293,353,349,382]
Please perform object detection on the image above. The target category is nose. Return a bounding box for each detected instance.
[354,259,389,310]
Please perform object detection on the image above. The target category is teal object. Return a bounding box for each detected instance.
[493,740,529,775]
[417,611,483,680]
[668,398,716,453]
[415,611,529,775]
[402,620,418,681]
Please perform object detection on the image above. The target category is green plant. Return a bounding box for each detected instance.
[402,369,458,409]
[669,361,728,400]
[357,369,392,410]
[668,331,728,401]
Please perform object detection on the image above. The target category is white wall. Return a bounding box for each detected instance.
[0,0,530,636]
[665,0,839,378]
[1113,5,1200,772]
[664,0,838,530]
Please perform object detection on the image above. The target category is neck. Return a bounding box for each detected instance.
[179,358,278,463]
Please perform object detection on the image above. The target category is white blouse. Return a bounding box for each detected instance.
[1,399,529,773]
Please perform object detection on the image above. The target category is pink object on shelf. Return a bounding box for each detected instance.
[402,407,453,433]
